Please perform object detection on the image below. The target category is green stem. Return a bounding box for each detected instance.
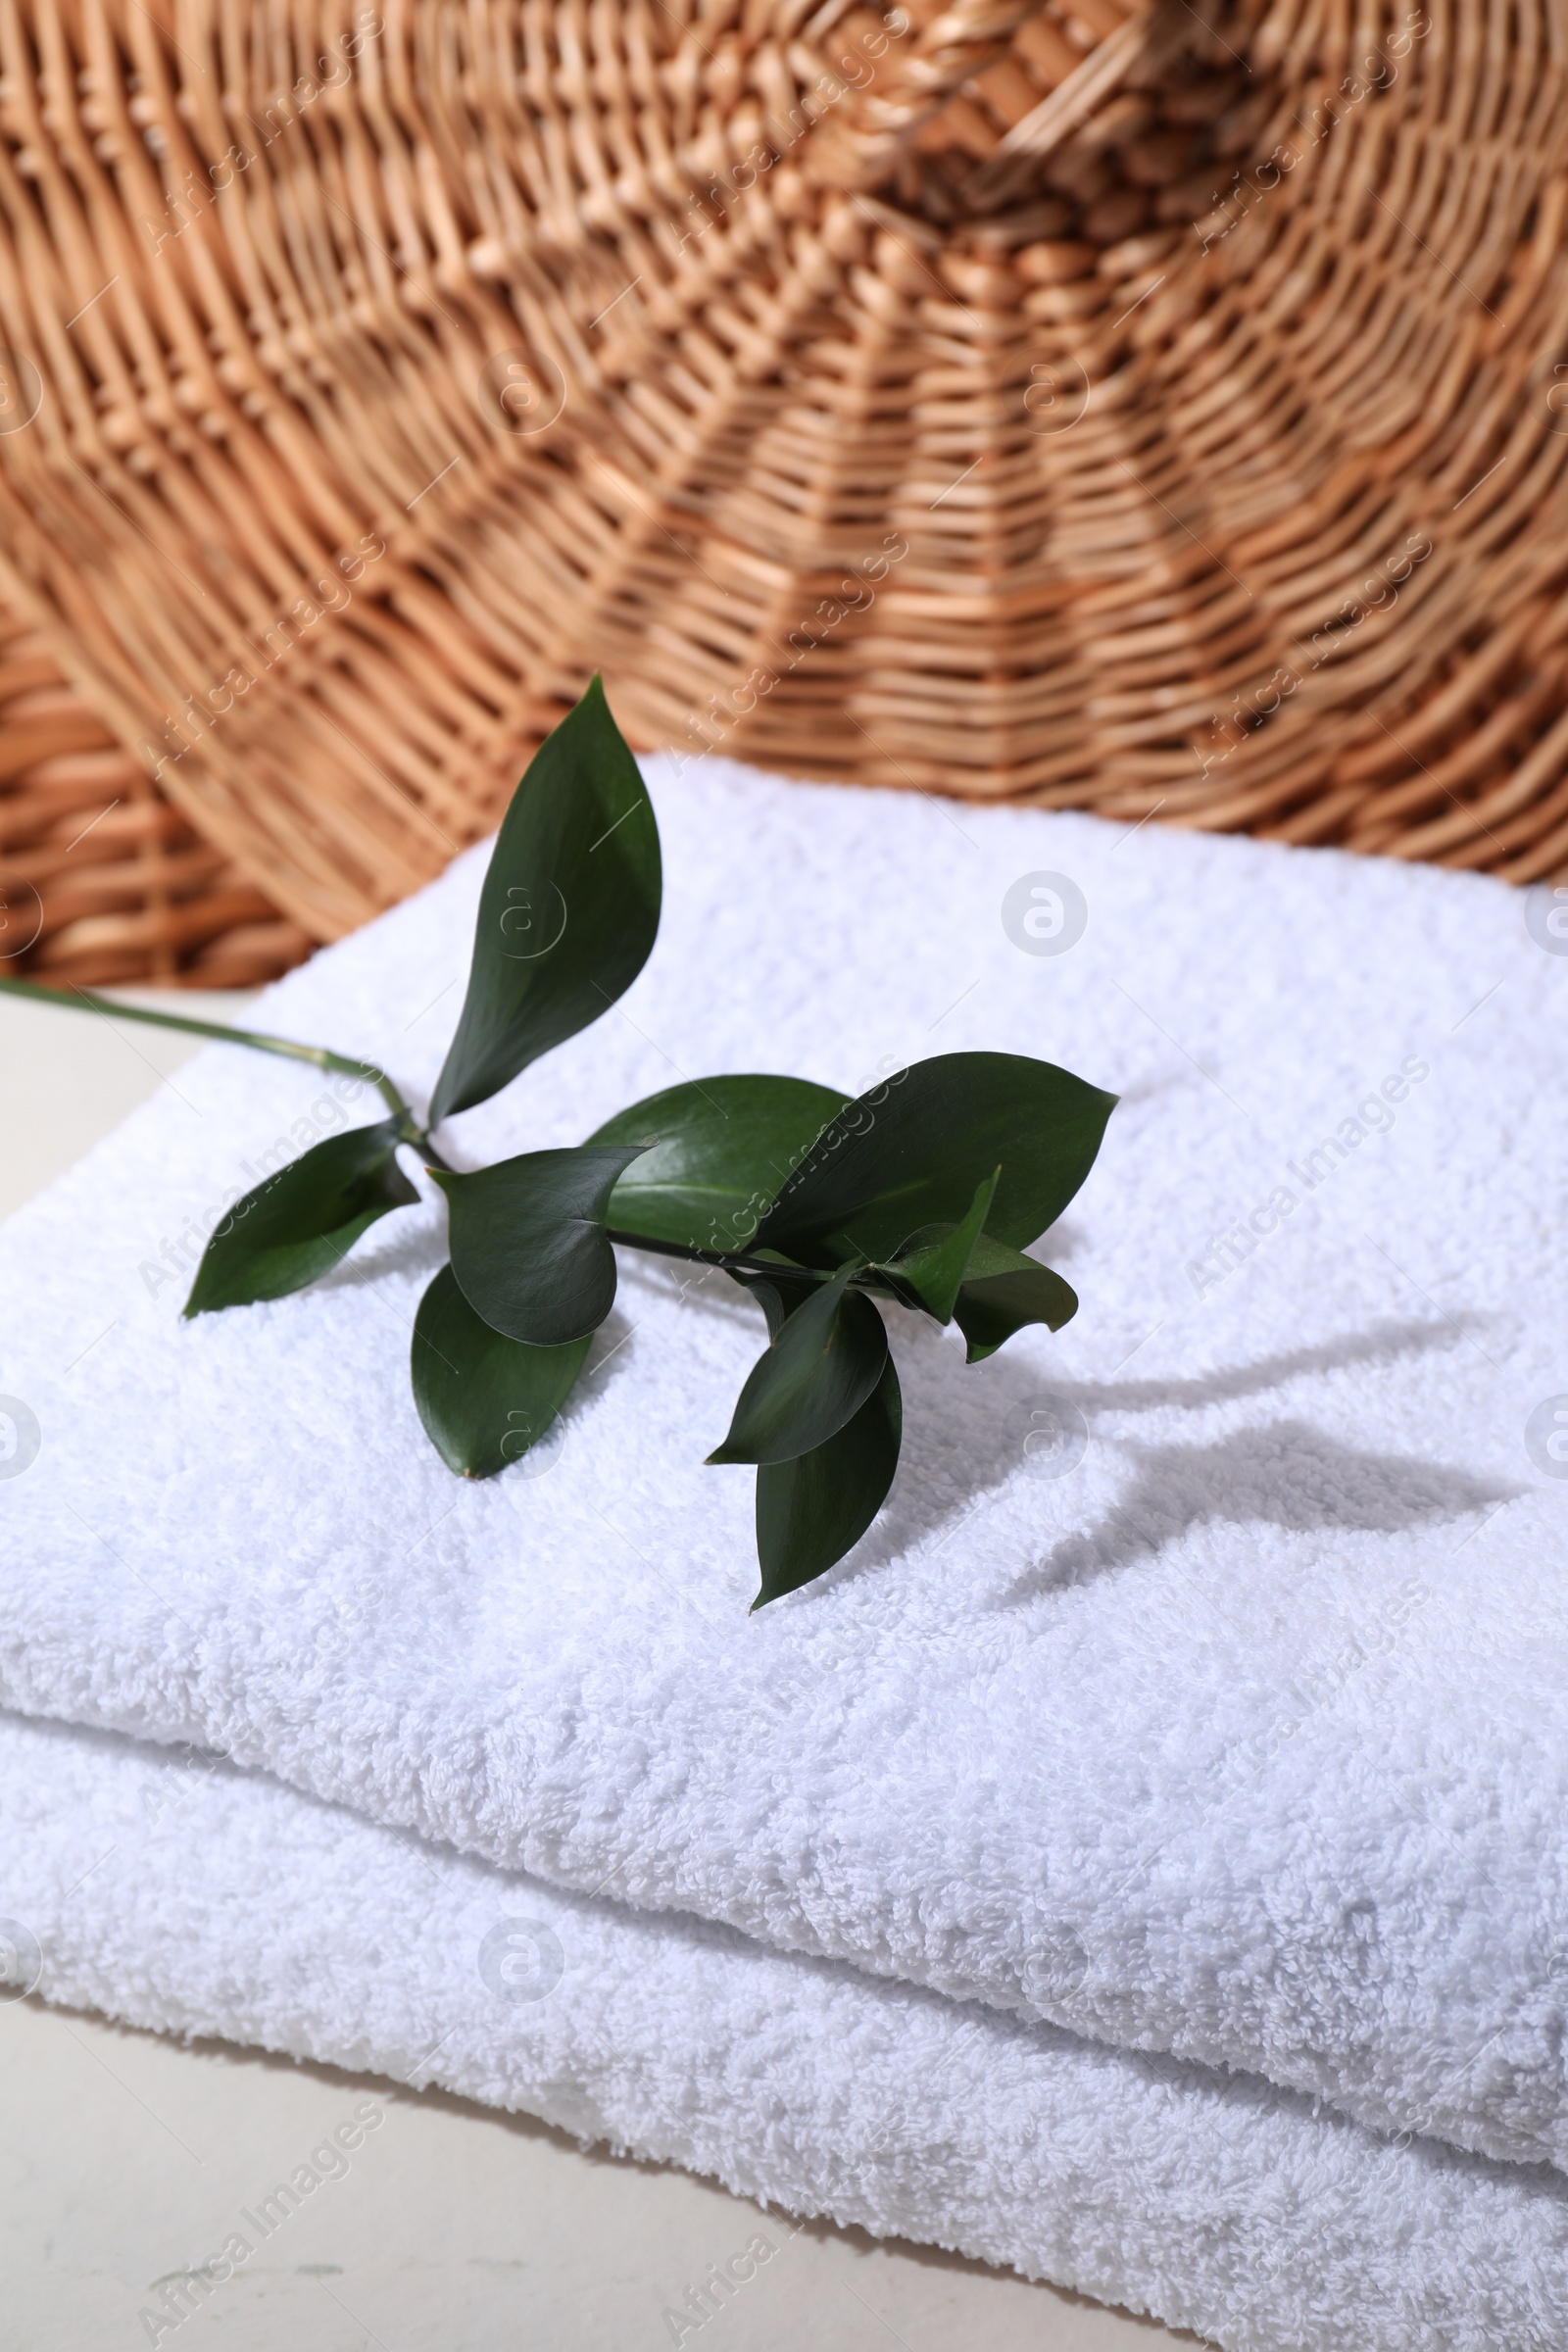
[0,973,458,1164]
[408,1126,455,1173]
[0,974,405,1111]
[605,1228,828,1282]
[600,1229,891,1293]
[0,977,844,1268]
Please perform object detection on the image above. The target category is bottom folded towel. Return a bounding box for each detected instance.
[2,1705,1562,2352]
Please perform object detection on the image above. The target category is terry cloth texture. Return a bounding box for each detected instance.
[5,1706,1568,2352]
[2,757,1566,2177]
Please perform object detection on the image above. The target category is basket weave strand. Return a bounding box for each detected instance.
[0,0,1564,953]
[0,603,310,983]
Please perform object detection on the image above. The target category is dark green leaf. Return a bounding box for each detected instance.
[432,1143,649,1346]
[725,1265,824,1335]
[951,1233,1079,1362]
[586,1073,847,1251]
[755,1052,1116,1265]
[708,1264,888,1465]
[880,1168,999,1322]
[429,679,662,1124]
[754,1355,903,1610]
[184,1117,418,1315]
[411,1263,590,1477]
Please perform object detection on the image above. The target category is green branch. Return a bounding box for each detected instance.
[0,973,454,1157]
[604,1228,837,1283]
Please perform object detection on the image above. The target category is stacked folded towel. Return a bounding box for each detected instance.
[4,756,1566,2345]
[5,1711,1566,2351]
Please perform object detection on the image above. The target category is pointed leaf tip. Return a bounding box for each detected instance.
[183,1117,418,1315]
[429,681,662,1124]
[751,1352,903,1607]
[952,1241,1078,1360]
[412,1263,590,1478]
[880,1166,999,1323]
[710,1265,887,1466]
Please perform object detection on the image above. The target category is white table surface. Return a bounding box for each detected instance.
[0,983,1189,2352]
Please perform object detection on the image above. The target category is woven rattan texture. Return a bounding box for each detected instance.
[0,0,1565,942]
[0,603,309,983]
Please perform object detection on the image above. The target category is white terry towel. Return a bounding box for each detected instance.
[4,1705,1567,2352]
[4,758,1567,2173]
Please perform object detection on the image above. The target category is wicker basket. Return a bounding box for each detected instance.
[0,604,310,984]
[0,0,1565,950]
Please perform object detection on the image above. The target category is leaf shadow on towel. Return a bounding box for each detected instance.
[315,1218,446,1293]
[1000,1418,1514,1603]
[836,1313,1509,1595]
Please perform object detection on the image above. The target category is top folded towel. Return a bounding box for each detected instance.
[4,756,1566,2173]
